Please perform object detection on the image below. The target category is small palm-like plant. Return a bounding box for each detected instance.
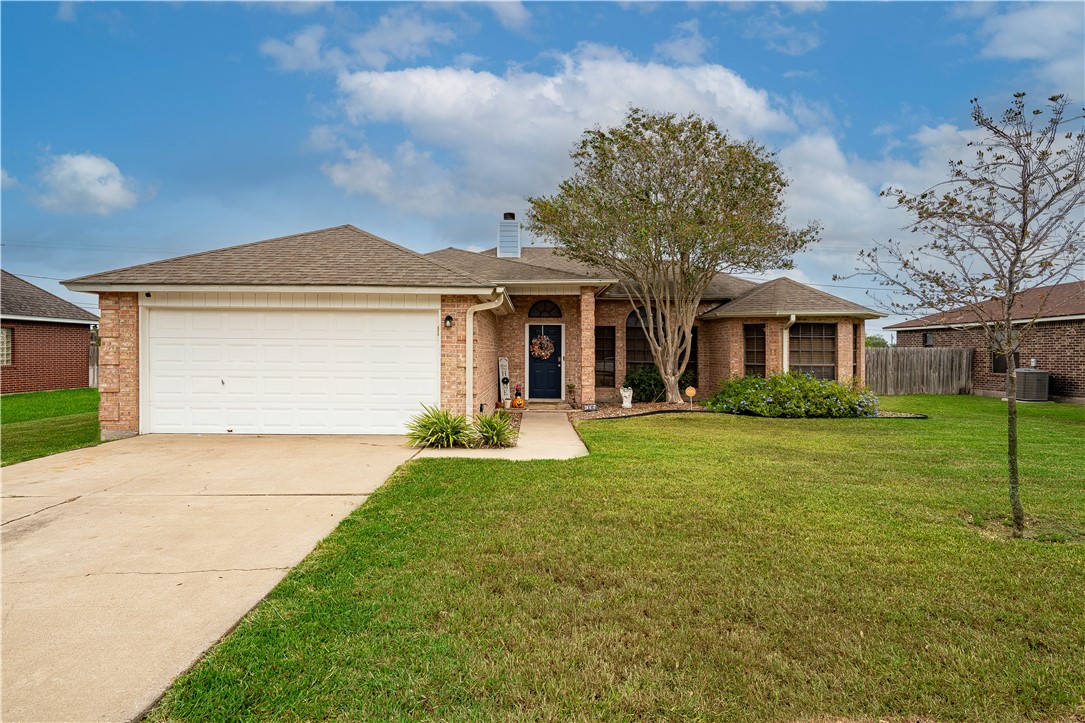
[472,411,518,448]
[405,405,474,448]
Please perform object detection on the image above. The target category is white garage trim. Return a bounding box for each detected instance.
[139,297,440,435]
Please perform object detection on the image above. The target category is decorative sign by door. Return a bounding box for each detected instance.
[499,357,510,402]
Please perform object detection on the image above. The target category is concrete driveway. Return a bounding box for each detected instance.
[1,435,416,723]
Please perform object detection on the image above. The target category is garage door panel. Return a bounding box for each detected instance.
[147,307,439,434]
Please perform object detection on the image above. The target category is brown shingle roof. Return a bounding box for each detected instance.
[427,247,612,283]
[2,270,99,323]
[478,246,756,300]
[699,277,882,319]
[885,281,1085,329]
[64,225,488,288]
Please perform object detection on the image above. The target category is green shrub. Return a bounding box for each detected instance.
[622,367,697,403]
[405,405,474,448]
[704,373,879,418]
[472,411,518,448]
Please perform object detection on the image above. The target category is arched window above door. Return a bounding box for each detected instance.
[528,300,562,318]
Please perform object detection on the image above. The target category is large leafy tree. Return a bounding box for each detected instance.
[854,93,1084,537]
[526,108,819,403]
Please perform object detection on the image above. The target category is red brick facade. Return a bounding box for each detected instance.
[896,320,1085,400]
[0,319,93,394]
[97,292,141,439]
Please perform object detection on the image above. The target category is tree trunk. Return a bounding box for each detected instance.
[661,373,682,404]
[1006,364,1025,538]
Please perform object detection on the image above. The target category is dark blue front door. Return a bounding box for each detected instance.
[528,324,562,398]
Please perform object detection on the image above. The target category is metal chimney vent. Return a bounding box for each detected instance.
[497,212,521,258]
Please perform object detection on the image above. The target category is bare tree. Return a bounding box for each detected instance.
[527,108,819,403]
[853,93,1085,537]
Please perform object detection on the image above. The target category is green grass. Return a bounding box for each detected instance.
[151,395,1085,722]
[1,387,100,466]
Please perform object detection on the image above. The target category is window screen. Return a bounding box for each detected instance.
[923,332,935,347]
[789,323,837,380]
[992,351,1020,374]
[594,326,616,387]
[744,324,766,377]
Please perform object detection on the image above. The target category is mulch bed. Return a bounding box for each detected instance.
[567,402,926,422]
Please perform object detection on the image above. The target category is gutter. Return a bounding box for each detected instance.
[781,314,796,373]
[465,288,509,421]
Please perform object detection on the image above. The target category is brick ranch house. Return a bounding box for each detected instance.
[63,220,882,440]
[2,270,99,395]
[887,280,1085,402]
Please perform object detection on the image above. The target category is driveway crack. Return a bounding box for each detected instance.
[86,566,291,577]
[1,496,81,527]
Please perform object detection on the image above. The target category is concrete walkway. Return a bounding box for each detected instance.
[417,409,588,460]
[1,435,415,723]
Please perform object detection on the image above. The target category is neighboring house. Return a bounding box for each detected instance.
[886,281,1085,402]
[1,270,99,395]
[63,218,882,439]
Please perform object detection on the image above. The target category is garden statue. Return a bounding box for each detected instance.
[620,386,633,409]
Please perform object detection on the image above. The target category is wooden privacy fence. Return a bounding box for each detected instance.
[865,347,973,395]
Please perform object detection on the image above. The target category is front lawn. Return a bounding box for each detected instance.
[152,395,1084,722]
[1,387,100,466]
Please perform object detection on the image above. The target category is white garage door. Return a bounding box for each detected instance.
[146,307,439,434]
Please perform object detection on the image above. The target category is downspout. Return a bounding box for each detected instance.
[466,288,508,422]
[781,314,797,373]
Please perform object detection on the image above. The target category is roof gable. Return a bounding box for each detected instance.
[427,247,611,283]
[885,281,1085,329]
[64,225,487,288]
[699,277,882,319]
[1,270,99,323]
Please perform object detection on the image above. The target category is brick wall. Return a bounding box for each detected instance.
[579,288,596,406]
[473,308,501,414]
[97,292,140,439]
[496,294,583,401]
[439,296,472,416]
[0,319,93,394]
[897,320,1085,399]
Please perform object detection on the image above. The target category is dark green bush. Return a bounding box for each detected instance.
[622,367,697,403]
[472,411,517,448]
[405,405,474,448]
[705,373,879,418]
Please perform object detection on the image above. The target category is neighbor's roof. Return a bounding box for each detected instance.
[64,225,489,289]
[885,280,1085,330]
[478,246,757,300]
[1,270,99,323]
[698,277,883,319]
[427,247,614,284]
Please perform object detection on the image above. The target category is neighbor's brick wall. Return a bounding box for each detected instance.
[97,292,140,438]
[473,308,501,414]
[0,320,92,394]
[897,320,1085,399]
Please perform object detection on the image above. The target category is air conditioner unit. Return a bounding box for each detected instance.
[1015,369,1049,402]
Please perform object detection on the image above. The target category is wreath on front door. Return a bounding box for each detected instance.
[530,334,555,360]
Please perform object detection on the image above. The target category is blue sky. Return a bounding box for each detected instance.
[2,1,1083,338]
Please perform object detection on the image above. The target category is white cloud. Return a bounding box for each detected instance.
[261,25,328,72]
[259,1,333,15]
[654,20,711,65]
[326,44,794,216]
[1,168,18,190]
[349,7,457,70]
[974,3,1084,92]
[488,1,531,32]
[34,153,141,216]
[56,2,76,22]
[784,1,827,15]
[745,14,822,55]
